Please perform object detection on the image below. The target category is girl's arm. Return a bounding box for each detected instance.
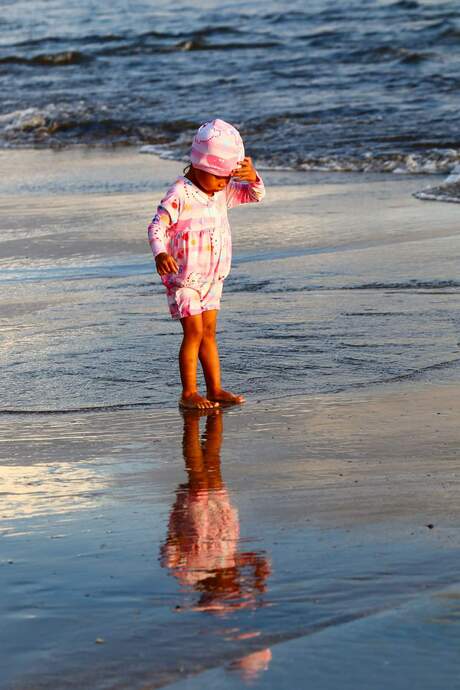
[226,156,265,209]
[148,207,171,257]
[147,205,179,276]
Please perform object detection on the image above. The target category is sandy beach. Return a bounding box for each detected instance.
[1,148,460,689]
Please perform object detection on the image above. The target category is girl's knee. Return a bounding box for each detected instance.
[202,321,217,340]
[181,315,204,341]
[201,310,218,340]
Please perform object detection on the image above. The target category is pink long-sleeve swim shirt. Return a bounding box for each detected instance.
[148,173,265,290]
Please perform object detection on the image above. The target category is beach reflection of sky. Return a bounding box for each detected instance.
[161,409,272,683]
[0,460,104,525]
[2,398,460,689]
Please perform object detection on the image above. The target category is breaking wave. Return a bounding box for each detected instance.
[294,150,460,175]
[414,165,460,203]
[2,104,459,177]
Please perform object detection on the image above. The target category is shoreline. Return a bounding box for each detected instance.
[2,376,460,527]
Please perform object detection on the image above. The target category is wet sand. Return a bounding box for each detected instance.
[1,148,460,689]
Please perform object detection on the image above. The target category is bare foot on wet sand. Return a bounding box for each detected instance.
[179,392,219,410]
[207,389,246,405]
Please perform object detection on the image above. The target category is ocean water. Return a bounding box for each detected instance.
[1,0,460,174]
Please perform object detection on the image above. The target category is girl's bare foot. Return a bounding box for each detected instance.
[207,388,245,405]
[179,392,219,410]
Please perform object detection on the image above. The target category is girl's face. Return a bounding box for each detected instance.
[191,167,231,196]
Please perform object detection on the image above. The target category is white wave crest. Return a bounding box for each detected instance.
[298,149,460,175]
[414,163,460,203]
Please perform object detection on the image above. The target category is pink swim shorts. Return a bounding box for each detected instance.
[166,281,224,320]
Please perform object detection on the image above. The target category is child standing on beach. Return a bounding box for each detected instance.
[148,119,265,410]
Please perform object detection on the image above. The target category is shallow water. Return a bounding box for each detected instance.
[1,0,460,173]
[1,150,460,413]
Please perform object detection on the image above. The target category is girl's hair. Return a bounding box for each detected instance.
[183,163,191,175]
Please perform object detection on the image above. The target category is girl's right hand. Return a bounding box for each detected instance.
[155,252,179,276]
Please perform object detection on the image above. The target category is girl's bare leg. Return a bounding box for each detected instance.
[200,310,245,405]
[198,310,221,393]
[179,314,218,409]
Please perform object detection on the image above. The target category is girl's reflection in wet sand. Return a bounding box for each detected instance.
[160,409,271,680]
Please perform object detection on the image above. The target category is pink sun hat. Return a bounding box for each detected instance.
[190,118,245,176]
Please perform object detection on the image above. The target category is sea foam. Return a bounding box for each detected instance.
[414,164,460,203]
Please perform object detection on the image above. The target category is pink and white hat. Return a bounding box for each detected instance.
[190,119,245,176]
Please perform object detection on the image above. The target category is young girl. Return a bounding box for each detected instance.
[148,119,265,410]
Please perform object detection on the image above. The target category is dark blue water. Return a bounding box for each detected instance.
[1,0,460,172]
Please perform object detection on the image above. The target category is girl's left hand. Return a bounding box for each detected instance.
[231,156,257,183]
